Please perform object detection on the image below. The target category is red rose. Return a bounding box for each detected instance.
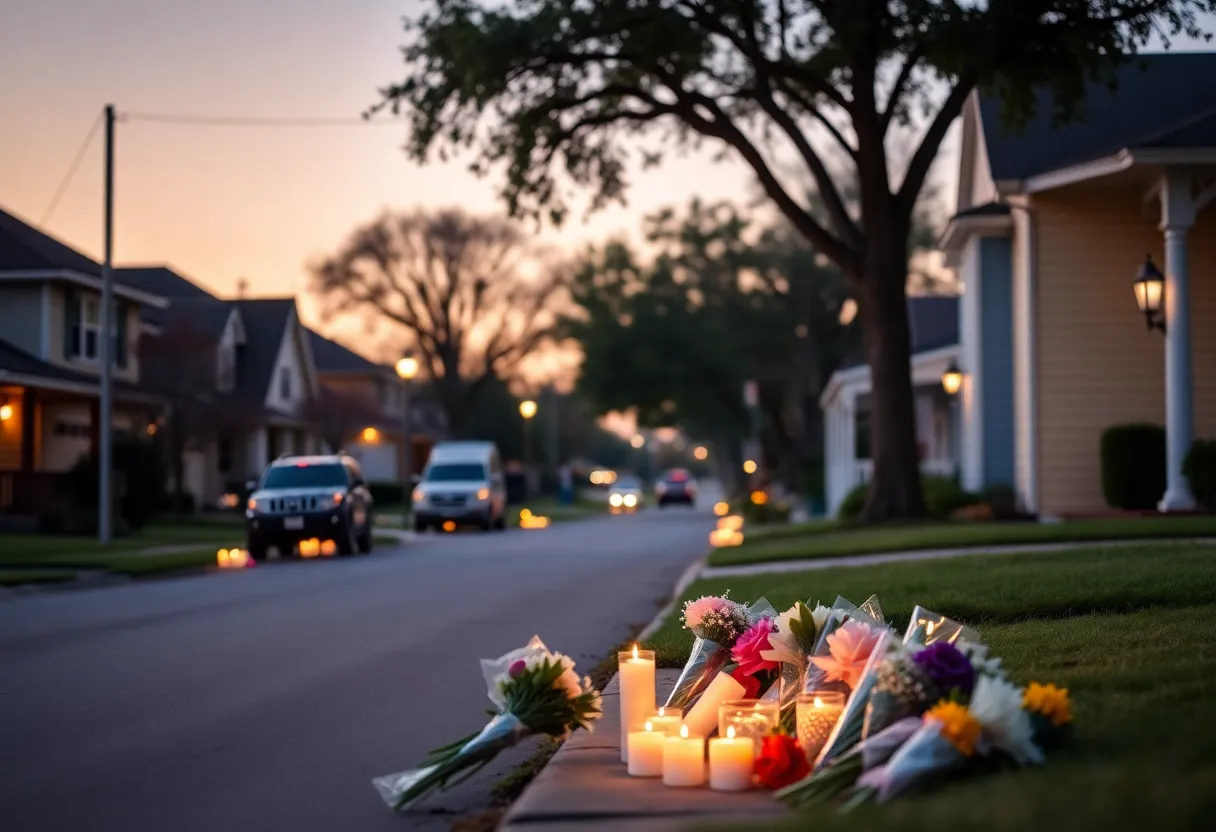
[753,734,810,790]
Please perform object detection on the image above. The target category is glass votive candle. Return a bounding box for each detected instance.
[718,699,780,751]
[796,691,846,762]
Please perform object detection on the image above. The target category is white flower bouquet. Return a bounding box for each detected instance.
[373,636,602,812]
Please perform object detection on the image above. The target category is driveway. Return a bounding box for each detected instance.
[0,503,714,831]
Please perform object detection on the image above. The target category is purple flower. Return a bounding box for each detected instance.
[910,642,975,697]
[508,659,527,679]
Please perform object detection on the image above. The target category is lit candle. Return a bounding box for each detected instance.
[718,699,780,753]
[796,691,845,762]
[708,726,754,792]
[682,670,746,738]
[618,645,656,762]
[648,706,683,737]
[662,725,706,787]
[626,720,665,777]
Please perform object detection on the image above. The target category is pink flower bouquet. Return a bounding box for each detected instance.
[665,593,774,711]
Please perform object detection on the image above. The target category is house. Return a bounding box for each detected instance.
[0,207,166,518]
[119,266,329,507]
[820,296,962,515]
[823,52,1216,518]
[307,331,447,484]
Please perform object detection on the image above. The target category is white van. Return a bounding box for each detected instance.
[411,441,507,532]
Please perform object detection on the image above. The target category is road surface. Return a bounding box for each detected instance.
[0,503,716,831]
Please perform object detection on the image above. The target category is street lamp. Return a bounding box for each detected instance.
[743,459,758,475]
[519,399,538,492]
[395,354,419,504]
[941,361,964,396]
[1133,254,1166,333]
[693,445,708,461]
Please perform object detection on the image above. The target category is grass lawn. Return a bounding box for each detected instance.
[0,522,244,567]
[0,570,77,588]
[644,544,1216,829]
[711,514,1216,567]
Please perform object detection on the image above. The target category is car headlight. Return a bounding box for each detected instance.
[247,497,258,513]
[476,487,490,501]
[609,493,623,507]
[623,493,638,507]
[412,487,426,503]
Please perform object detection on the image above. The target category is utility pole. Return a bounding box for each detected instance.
[99,104,116,544]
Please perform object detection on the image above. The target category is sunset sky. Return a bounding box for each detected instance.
[3,1,1213,365]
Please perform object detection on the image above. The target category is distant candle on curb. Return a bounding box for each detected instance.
[682,671,746,738]
[627,720,665,777]
[648,706,683,737]
[662,725,706,787]
[709,727,754,792]
[618,645,656,762]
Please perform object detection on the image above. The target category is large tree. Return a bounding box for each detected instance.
[372,0,1211,519]
[310,208,567,436]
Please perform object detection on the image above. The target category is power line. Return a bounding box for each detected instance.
[123,111,396,127]
[41,110,105,225]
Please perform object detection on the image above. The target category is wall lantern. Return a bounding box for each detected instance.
[941,361,964,396]
[1132,254,1166,333]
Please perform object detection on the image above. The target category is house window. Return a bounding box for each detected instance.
[68,295,120,363]
[279,366,292,400]
[216,342,236,392]
[218,435,233,472]
[854,409,871,461]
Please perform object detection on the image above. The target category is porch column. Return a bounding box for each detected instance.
[1159,170,1196,512]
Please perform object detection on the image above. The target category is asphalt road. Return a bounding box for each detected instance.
[0,501,716,832]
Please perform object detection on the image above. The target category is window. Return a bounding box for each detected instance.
[216,343,236,392]
[218,435,234,472]
[279,366,292,400]
[854,408,872,461]
[424,463,487,482]
[260,463,346,489]
[67,293,122,364]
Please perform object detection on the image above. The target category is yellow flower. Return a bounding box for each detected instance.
[925,700,982,757]
[1023,682,1073,727]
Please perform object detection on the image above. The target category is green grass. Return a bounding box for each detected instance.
[0,523,243,567]
[0,569,78,587]
[646,544,1216,830]
[711,515,1216,567]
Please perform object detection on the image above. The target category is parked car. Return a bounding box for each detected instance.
[609,475,644,512]
[245,454,374,560]
[656,469,698,507]
[412,441,508,532]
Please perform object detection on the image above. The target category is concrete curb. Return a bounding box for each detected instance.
[702,535,1216,578]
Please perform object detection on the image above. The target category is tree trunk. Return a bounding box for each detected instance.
[858,239,926,522]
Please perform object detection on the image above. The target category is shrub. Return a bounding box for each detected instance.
[38,507,131,537]
[977,484,1027,520]
[368,482,407,506]
[65,436,166,529]
[1183,438,1216,511]
[1101,424,1166,510]
[837,475,979,521]
[838,483,868,520]
[739,499,792,525]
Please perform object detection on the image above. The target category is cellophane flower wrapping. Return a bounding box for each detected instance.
[802,595,886,696]
[904,606,981,647]
[854,719,965,804]
[813,626,899,770]
[862,649,943,741]
[665,596,775,711]
[760,600,825,731]
[776,716,922,807]
[373,636,602,811]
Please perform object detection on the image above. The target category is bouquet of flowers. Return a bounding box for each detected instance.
[904,606,980,647]
[373,636,602,811]
[664,593,773,711]
[808,625,896,770]
[777,639,997,805]
[730,616,781,698]
[759,600,831,732]
[802,595,887,697]
[850,676,1073,805]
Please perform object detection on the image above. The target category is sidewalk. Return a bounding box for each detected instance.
[500,671,790,832]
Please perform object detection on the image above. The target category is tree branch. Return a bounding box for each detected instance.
[898,72,978,217]
[881,47,923,134]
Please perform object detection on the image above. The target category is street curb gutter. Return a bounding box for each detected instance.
[636,552,708,642]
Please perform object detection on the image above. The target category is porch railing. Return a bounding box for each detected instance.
[0,471,69,517]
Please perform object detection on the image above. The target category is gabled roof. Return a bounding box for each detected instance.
[115,266,217,300]
[838,296,959,371]
[0,338,157,401]
[0,206,103,276]
[308,330,386,374]
[232,298,297,403]
[161,298,236,341]
[978,52,1216,184]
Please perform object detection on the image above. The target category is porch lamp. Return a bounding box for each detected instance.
[941,361,964,396]
[519,399,538,493]
[395,354,419,506]
[1133,255,1166,333]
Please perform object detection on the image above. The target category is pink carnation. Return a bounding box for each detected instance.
[731,617,779,677]
[810,620,883,689]
[683,595,732,629]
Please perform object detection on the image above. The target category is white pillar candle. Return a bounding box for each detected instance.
[618,645,656,762]
[648,706,683,737]
[708,727,754,792]
[682,671,746,738]
[626,720,665,777]
[662,725,706,787]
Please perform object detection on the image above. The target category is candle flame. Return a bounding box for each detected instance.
[632,644,639,660]
[645,720,653,732]
[726,726,736,740]
[814,696,824,708]
[680,725,689,739]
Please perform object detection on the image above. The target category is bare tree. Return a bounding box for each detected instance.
[305,386,381,453]
[310,208,566,436]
